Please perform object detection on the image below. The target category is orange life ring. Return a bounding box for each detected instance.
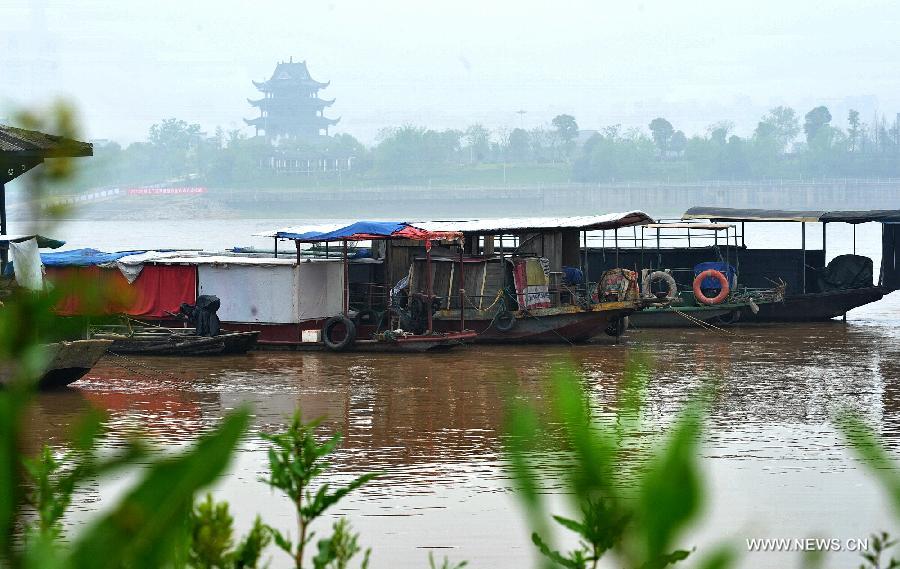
[693,269,730,305]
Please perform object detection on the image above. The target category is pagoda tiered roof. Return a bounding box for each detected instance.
[246,97,335,110]
[252,60,329,93]
[246,58,338,139]
[243,115,340,130]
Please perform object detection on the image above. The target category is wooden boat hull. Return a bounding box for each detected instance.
[0,340,112,390]
[291,331,477,352]
[628,304,745,328]
[737,287,886,322]
[431,303,636,344]
[95,331,259,356]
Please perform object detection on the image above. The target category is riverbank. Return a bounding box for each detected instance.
[10,177,900,222]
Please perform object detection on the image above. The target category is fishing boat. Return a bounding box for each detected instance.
[0,340,112,390]
[585,221,781,328]
[587,209,899,325]
[380,214,659,343]
[260,214,660,345]
[268,221,478,351]
[89,325,259,356]
[680,208,900,322]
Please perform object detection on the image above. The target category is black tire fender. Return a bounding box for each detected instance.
[604,316,629,337]
[353,308,380,326]
[494,310,517,332]
[322,315,357,351]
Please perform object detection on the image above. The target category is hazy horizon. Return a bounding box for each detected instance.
[3,0,899,144]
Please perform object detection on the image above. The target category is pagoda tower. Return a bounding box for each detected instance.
[245,58,339,140]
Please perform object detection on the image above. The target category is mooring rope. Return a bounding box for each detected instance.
[104,350,184,381]
[671,307,736,337]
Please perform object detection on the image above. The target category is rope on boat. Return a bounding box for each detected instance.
[105,351,184,381]
[671,307,736,337]
[519,310,577,346]
[103,353,164,382]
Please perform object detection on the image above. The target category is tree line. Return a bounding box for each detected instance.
[69,105,900,191]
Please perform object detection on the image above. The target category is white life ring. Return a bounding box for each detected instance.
[643,270,678,299]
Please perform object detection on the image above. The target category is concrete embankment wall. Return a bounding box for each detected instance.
[221,179,900,218]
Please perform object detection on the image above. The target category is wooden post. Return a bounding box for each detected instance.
[295,240,301,263]
[458,247,465,332]
[656,227,661,270]
[583,230,589,286]
[801,222,807,294]
[342,240,349,316]
[483,235,494,255]
[614,228,619,267]
[273,238,278,258]
[425,240,434,333]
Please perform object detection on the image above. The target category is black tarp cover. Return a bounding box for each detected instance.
[682,207,826,222]
[882,224,900,291]
[818,255,873,292]
[684,206,900,224]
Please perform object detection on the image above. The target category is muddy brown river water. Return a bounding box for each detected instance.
[28,294,900,569]
[16,217,900,568]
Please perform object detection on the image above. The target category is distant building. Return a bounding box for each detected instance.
[245,58,339,141]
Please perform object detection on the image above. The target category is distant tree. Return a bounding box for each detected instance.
[494,126,511,160]
[721,135,750,177]
[758,106,800,153]
[464,124,491,163]
[373,125,430,181]
[373,125,462,181]
[670,130,687,155]
[508,128,531,162]
[551,114,578,141]
[573,127,655,182]
[706,121,734,145]
[804,106,832,144]
[648,118,674,156]
[847,110,862,153]
[551,114,579,160]
[145,118,204,178]
[529,127,553,162]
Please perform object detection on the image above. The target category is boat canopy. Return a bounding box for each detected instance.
[261,212,653,242]
[415,211,653,234]
[683,207,900,224]
[644,222,733,231]
[264,221,462,242]
[41,248,148,266]
[0,234,65,249]
[682,207,825,223]
[818,210,900,224]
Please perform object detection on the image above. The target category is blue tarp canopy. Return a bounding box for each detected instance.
[41,248,146,267]
[277,221,408,241]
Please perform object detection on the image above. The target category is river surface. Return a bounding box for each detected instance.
[15,217,900,569]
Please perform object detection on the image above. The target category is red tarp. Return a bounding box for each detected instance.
[46,265,197,317]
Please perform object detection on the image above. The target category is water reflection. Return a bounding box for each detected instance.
[22,293,900,568]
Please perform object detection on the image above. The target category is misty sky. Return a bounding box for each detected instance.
[2,0,899,144]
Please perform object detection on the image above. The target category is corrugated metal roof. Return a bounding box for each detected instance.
[415,211,653,233]
[645,222,734,230]
[0,125,93,157]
